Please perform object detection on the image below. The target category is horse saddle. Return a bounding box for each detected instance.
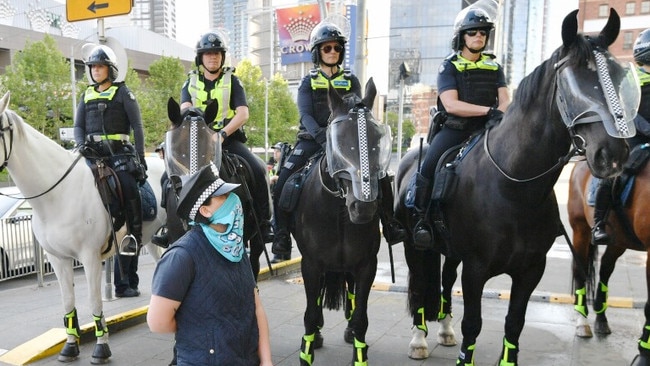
[278,152,323,212]
[89,162,157,222]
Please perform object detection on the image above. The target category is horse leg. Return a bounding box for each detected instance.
[632,256,650,365]
[572,225,595,338]
[83,253,112,364]
[405,244,440,360]
[48,256,81,362]
[248,233,264,281]
[344,272,356,344]
[593,245,625,335]
[438,257,459,346]
[300,263,324,366]
[497,261,546,366]
[456,268,486,366]
[348,261,377,366]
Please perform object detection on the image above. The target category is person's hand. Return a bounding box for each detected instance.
[139,154,148,171]
[487,107,504,121]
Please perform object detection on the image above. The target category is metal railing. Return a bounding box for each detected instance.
[0,215,148,286]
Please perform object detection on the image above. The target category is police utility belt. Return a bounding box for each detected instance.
[86,134,130,143]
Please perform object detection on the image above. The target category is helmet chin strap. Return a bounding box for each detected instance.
[467,47,484,54]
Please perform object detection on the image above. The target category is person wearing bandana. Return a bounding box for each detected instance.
[147,163,272,366]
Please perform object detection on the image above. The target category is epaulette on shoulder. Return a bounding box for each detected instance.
[222,66,235,74]
[309,68,319,78]
[343,68,352,78]
[445,52,457,61]
[483,53,497,59]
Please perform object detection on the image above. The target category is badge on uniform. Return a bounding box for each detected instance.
[128,92,136,100]
[438,64,445,74]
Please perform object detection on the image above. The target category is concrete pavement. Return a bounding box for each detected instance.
[0,161,648,365]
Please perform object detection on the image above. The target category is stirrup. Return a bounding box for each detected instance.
[413,220,434,251]
[119,235,138,256]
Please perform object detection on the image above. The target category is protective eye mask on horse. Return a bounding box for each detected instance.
[556,50,640,138]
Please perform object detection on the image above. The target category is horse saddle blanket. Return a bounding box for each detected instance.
[90,162,157,221]
[278,154,321,212]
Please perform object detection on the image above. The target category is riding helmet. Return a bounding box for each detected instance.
[309,22,346,66]
[195,32,228,68]
[85,45,119,82]
[452,8,494,51]
[634,29,650,65]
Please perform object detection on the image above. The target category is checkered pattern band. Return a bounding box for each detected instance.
[189,164,222,221]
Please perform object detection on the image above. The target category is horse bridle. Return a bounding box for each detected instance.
[482,50,617,183]
[0,111,84,200]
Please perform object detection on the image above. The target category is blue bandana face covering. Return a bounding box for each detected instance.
[199,193,245,262]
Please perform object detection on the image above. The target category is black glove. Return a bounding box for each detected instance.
[139,154,148,171]
[314,129,327,151]
[487,107,504,128]
[75,143,90,156]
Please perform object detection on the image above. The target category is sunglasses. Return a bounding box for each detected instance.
[465,29,488,37]
[321,44,344,54]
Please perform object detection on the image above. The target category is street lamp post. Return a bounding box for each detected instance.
[397,62,410,163]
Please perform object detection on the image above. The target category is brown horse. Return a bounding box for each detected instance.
[568,152,650,365]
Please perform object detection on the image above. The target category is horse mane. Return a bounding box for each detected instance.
[512,33,594,109]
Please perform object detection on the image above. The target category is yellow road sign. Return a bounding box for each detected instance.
[66,0,132,22]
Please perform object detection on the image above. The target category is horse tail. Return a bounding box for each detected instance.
[322,271,347,311]
[406,245,441,322]
[585,244,598,302]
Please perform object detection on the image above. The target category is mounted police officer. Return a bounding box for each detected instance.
[270,22,406,263]
[410,9,510,249]
[180,31,274,245]
[592,28,650,245]
[74,44,147,297]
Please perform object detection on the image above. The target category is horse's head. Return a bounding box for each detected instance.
[165,97,220,177]
[325,78,392,224]
[554,8,637,177]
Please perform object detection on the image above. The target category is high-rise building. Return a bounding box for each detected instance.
[208,0,249,62]
[579,0,650,64]
[131,0,176,40]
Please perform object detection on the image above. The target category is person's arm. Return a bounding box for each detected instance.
[121,86,145,156]
[73,95,86,146]
[180,79,192,110]
[439,89,492,117]
[147,295,181,333]
[254,289,273,366]
[296,77,322,140]
[496,86,510,112]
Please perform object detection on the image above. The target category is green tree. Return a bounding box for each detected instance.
[138,56,187,147]
[385,110,415,150]
[235,59,298,148]
[1,35,72,139]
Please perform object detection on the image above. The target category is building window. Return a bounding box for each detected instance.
[598,4,609,17]
[623,31,634,50]
[642,1,650,13]
[626,2,636,15]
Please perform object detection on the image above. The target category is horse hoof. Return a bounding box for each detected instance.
[90,343,112,364]
[630,354,650,366]
[344,326,354,344]
[594,320,612,335]
[437,333,457,346]
[57,342,79,362]
[576,324,593,338]
[437,316,457,346]
[408,328,429,360]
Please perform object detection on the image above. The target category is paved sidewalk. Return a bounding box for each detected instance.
[0,162,648,365]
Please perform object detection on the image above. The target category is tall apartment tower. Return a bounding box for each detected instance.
[208,0,249,63]
[131,0,177,40]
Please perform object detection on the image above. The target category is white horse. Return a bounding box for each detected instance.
[0,92,166,363]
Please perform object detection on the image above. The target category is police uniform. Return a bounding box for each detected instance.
[180,69,274,240]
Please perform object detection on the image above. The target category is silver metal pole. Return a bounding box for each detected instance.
[70,46,76,123]
[397,78,404,163]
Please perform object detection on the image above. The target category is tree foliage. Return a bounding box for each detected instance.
[235,59,298,148]
[1,35,73,138]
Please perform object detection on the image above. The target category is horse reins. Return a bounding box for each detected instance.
[483,52,587,183]
[0,113,85,200]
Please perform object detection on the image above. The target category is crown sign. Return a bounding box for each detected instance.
[284,11,318,42]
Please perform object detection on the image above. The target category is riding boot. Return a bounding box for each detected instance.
[379,176,407,245]
[151,225,169,248]
[592,179,613,245]
[271,203,292,263]
[413,172,434,250]
[121,198,143,256]
[254,192,274,244]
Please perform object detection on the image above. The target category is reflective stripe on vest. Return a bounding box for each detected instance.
[450,54,499,72]
[188,69,235,129]
[310,72,352,91]
[84,85,119,102]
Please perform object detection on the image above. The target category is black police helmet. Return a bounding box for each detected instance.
[452,8,494,51]
[195,32,228,68]
[309,22,346,66]
[634,29,650,65]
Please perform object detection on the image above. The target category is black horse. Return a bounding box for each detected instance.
[395,9,634,365]
[289,78,391,366]
[162,98,270,278]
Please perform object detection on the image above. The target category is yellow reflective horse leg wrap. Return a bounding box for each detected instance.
[594,281,609,314]
[574,287,588,317]
[93,313,108,338]
[64,308,80,338]
[456,343,475,366]
[354,338,368,366]
[346,291,356,321]
[416,307,429,335]
[499,337,518,366]
[639,325,650,350]
[438,294,452,320]
[300,333,316,365]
